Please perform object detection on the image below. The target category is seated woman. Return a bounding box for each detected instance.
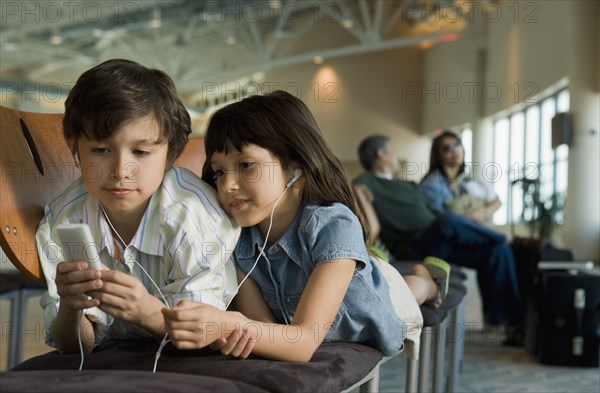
[420,130,501,226]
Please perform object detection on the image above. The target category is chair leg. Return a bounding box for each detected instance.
[433,316,448,393]
[6,289,22,370]
[446,299,465,393]
[4,288,46,370]
[418,325,434,392]
[359,364,380,393]
[405,355,419,393]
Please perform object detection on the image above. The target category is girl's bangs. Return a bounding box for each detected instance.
[206,113,261,156]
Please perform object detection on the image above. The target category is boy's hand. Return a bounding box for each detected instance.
[55,261,102,311]
[210,327,256,359]
[162,300,227,350]
[89,269,163,328]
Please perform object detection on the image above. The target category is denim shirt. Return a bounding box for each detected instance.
[420,169,499,214]
[235,203,406,357]
[420,169,465,214]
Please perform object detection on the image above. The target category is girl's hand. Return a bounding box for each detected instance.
[162,300,231,350]
[210,327,257,359]
[55,261,102,311]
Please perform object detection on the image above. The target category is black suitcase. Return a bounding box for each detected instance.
[532,270,600,367]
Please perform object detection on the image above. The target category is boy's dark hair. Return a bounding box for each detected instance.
[63,58,191,165]
[201,90,369,244]
[357,135,390,171]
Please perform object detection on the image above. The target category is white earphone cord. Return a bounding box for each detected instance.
[78,179,293,372]
[225,184,291,309]
[75,206,170,373]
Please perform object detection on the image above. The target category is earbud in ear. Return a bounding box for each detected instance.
[286,168,302,188]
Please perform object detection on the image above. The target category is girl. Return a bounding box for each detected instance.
[162,91,449,361]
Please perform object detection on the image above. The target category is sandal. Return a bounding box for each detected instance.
[422,256,451,308]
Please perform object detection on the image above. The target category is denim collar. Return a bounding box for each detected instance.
[235,207,304,267]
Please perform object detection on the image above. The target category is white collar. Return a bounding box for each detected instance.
[374,172,393,180]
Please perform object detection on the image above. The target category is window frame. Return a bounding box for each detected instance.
[491,87,569,226]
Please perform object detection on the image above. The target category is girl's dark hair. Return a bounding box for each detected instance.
[201,90,369,243]
[425,130,465,180]
[63,58,191,165]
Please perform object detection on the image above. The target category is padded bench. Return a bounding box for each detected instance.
[1,105,467,392]
[393,261,467,393]
[0,105,392,392]
[8,339,383,393]
[0,370,269,393]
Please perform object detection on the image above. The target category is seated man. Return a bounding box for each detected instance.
[353,135,524,345]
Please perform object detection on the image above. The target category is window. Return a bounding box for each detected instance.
[460,127,473,165]
[492,88,569,226]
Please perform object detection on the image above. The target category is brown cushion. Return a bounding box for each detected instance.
[0,370,268,393]
[12,340,383,393]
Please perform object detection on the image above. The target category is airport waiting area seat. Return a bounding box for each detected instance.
[1,105,466,392]
[353,183,468,392]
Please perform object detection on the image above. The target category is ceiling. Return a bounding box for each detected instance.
[1,0,481,113]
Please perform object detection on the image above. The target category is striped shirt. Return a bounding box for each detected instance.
[37,167,240,348]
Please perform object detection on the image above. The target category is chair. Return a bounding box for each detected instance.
[0,105,386,392]
[353,183,467,392]
[0,106,71,369]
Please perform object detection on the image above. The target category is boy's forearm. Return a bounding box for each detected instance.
[136,296,168,340]
[52,307,95,354]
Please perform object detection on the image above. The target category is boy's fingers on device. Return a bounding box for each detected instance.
[64,296,99,310]
[56,260,86,273]
[58,279,98,297]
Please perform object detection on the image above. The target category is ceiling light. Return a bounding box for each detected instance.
[225,30,236,45]
[50,28,62,45]
[313,56,324,64]
[150,8,161,28]
[341,9,354,28]
[268,0,282,8]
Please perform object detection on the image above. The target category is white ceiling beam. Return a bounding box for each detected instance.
[373,1,385,36]
[180,32,449,93]
[248,20,267,58]
[358,0,372,32]
[333,1,369,43]
[384,2,406,36]
[268,16,314,58]
[264,12,287,57]
[170,17,201,79]
[27,59,78,80]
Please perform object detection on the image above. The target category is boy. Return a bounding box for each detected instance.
[36,59,240,354]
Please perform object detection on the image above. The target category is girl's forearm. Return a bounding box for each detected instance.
[218,312,328,362]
